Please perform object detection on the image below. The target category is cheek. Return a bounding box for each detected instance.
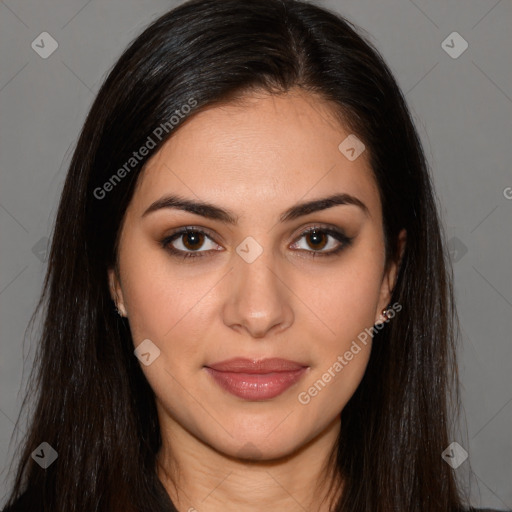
[302,251,385,347]
[117,259,233,447]
[294,264,380,420]
[120,256,218,414]
[119,243,222,359]
[293,239,384,407]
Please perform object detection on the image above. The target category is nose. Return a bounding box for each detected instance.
[222,247,294,339]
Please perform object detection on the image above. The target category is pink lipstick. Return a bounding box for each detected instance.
[204,358,308,400]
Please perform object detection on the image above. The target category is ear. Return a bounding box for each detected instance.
[108,266,127,317]
[375,229,406,324]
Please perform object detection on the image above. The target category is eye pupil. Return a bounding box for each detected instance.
[183,231,204,250]
[306,229,327,250]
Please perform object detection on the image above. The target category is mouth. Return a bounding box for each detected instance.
[204,358,309,400]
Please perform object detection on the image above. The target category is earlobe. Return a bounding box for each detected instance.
[108,267,127,317]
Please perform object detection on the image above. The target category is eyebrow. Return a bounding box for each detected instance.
[141,192,369,224]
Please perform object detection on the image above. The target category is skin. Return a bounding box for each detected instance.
[109,88,406,511]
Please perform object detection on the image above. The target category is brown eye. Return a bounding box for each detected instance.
[161,228,222,259]
[305,229,328,251]
[181,231,205,251]
[290,226,353,257]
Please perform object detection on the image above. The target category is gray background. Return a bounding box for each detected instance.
[0,0,511,509]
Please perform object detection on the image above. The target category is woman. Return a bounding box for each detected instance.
[1,0,504,511]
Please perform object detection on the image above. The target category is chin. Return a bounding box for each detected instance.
[204,427,308,463]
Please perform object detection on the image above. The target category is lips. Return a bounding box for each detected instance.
[204,358,309,400]
[207,357,306,373]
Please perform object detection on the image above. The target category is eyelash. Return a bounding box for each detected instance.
[160,225,353,261]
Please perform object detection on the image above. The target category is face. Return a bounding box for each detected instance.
[109,89,404,461]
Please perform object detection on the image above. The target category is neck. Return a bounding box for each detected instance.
[156,416,343,511]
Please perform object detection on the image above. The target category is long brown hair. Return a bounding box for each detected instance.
[4,0,468,510]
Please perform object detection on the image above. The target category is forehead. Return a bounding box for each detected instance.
[128,89,380,222]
